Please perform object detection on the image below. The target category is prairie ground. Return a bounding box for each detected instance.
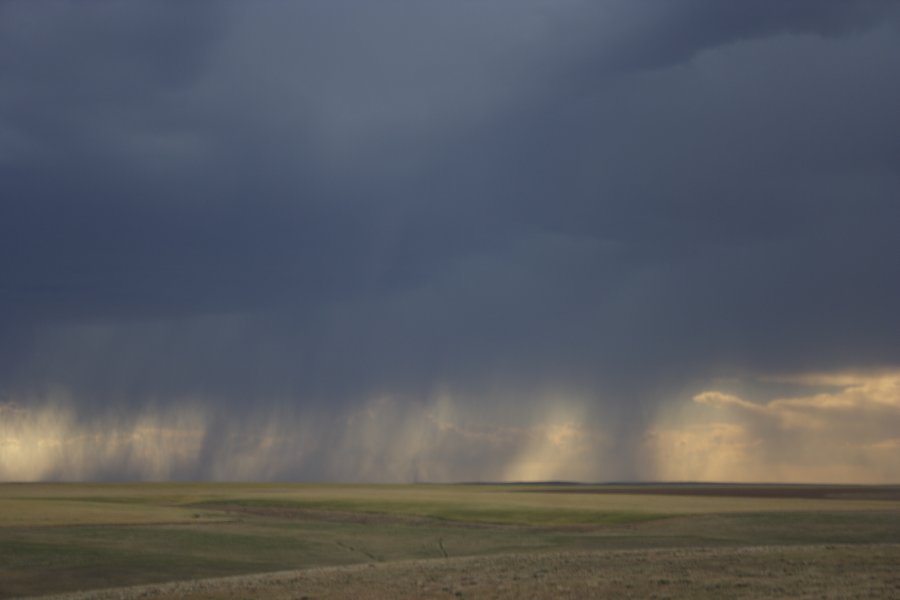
[1,483,898,598]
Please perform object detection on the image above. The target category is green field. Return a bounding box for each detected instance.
[1,483,899,598]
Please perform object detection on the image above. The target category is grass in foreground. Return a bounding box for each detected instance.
[0,483,898,598]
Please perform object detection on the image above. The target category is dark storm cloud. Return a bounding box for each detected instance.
[2,1,900,479]
[585,0,899,72]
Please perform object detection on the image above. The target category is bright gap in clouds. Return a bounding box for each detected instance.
[647,371,900,484]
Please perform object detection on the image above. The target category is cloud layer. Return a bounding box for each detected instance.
[2,1,899,481]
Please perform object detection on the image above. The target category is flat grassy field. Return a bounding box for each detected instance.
[1,483,898,598]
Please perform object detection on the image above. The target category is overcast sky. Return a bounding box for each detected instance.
[2,1,900,482]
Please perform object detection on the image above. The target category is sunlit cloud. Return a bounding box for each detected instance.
[647,371,900,483]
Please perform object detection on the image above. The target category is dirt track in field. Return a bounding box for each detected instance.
[204,504,496,529]
[31,544,900,600]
